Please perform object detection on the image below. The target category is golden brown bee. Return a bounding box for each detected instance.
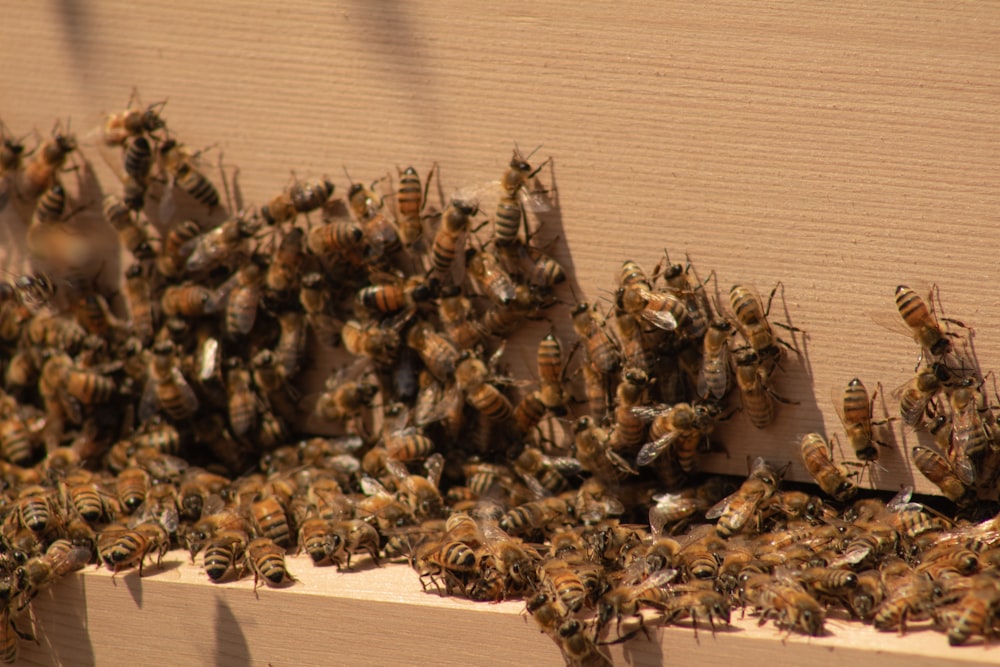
[155,220,201,278]
[911,445,972,506]
[251,349,298,424]
[799,432,858,502]
[834,377,883,462]
[539,560,587,613]
[596,569,677,635]
[406,321,459,382]
[32,182,68,224]
[728,283,796,367]
[872,572,937,634]
[342,318,402,366]
[314,378,378,427]
[733,348,795,429]
[101,97,166,146]
[122,262,154,345]
[63,479,115,523]
[0,410,34,466]
[160,283,216,318]
[395,165,433,246]
[115,466,150,515]
[697,319,733,400]
[571,302,620,377]
[244,536,294,593]
[296,514,335,564]
[18,125,77,200]
[512,390,547,436]
[261,178,334,225]
[157,138,220,216]
[415,538,477,596]
[635,402,718,472]
[0,123,27,182]
[121,134,153,192]
[893,363,948,428]
[499,497,572,537]
[306,220,365,258]
[217,259,264,337]
[103,194,152,253]
[536,333,570,416]
[743,574,825,637]
[436,285,484,350]
[357,274,433,314]
[140,340,199,422]
[609,367,650,453]
[327,519,381,570]
[465,248,516,306]
[265,226,306,300]
[454,353,513,422]
[101,520,169,576]
[937,573,1000,646]
[430,200,477,275]
[658,588,732,638]
[573,416,638,482]
[555,618,611,667]
[298,272,343,348]
[249,495,291,548]
[8,485,58,534]
[274,310,306,378]
[15,540,90,601]
[949,378,991,485]
[706,457,781,537]
[202,528,248,582]
[492,149,547,246]
[185,214,260,274]
[39,352,116,421]
[894,284,951,357]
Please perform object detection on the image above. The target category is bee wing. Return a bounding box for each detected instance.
[158,178,178,224]
[830,384,851,429]
[636,430,679,467]
[543,456,584,477]
[886,485,916,512]
[517,186,551,214]
[605,447,639,477]
[424,453,445,488]
[383,458,409,481]
[517,469,552,500]
[638,308,678,332]
[630,404,672,423]
[360,475,391,497]
[891,378,928,428]
[640,568,679,592]
[170,368,200,415]
[952,452,977,486]
[50,545,94,575]
[704,493,732,520]
[138,378,160,422]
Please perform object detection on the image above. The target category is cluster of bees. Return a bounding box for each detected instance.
[0,96,999,665]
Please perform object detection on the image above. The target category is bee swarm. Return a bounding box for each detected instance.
[0,102,999,666]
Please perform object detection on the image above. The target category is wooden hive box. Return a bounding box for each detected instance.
[3,1,1000,665]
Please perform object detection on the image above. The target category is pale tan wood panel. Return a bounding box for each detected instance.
[14,556,1000,666]
[1,2,999,489]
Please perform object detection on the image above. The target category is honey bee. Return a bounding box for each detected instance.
[215,258,265,337]
[62,478,117,523]
[18,124,77,201]
[156,220,202,278]
[7,485,59,534]
[430,200,478,276]
[492,148,548,246]
[893,363,949,428]
[658,587,732,639]
[244,536,294,593]
[101,96,166,145]
[871,571,937,634]
[394,165,434,246]
[251,349,298,424]
[743,574,825,637]
[261,178,335,226]
[728,283,796,367]
[14,540,90,601]
[342,318,404,366]
[706,457,781,537]
[184,214,261,274]
[436,285,484,350]
[834,377,885,463]
[297,272,343,348]
[696,319,733,400]
[454,353,513,422]
[101,520,169,576]
[406,321,459,382]
[534,333,570,416]
[415,537,477,596]
[357,274,433,314]
[938,573,1000,646]
[160,283,216,318]
[466,248,516,306]
[249,495,291,548]
[202,528,248,582]
[571,302,620,377]
[157,138,220,218]
[313,377,378,428]
[635,402,718,472]
[949,378,992,485]
[140,340,199,422]
[0,607,31,664]
[596,568,678,636]
[327,519,382,570]
[264,226,306,302]
[39,351,116,422]
[910,445,972,506]
[538,560,587,613]
[608,367,650,453]
[893,284,952,358]
[101,194,150,254]
[32,182,68,224]
[306,220,366,259]
[555,618,611,667]
[0,408,34,466]
[733,348,795,429]
[574,416,639,482]
[799,432,858,502]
